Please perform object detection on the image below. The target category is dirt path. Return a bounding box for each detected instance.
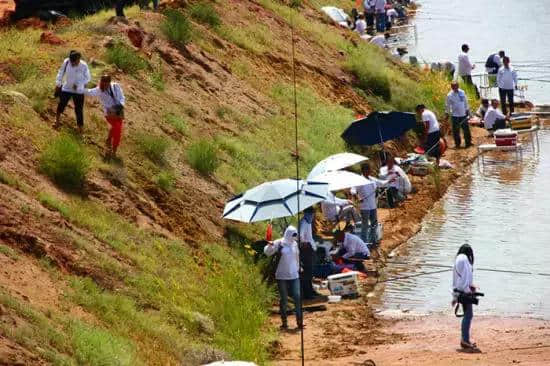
[273,126,550,365]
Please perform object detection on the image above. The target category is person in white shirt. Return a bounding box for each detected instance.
[264,226,302,329]
[386,7,398,27]
[55,51,91,132]
[416,104,441,165]
[320,192,360,226]
[351,164,388,244]
[298,208,319,300]
[355,14,367,36]
[445,81,472,148]
[457,44,475,85]
[370,32,390,48]
[475,98,489,121]
[379,156,411,208]
[86,75,126,157]
[497,56,518,115]
[363,0,376,30]
[374,0,386,32]
[483,99,508,131]
[335,231,370,260]
[452,244,478,351]
[485,50,505,86]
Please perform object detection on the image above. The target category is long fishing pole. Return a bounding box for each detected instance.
[290,11,305,366]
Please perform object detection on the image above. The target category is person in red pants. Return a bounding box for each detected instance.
[86,75,126,157]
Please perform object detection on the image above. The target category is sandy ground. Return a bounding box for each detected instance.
[273,125,550,365]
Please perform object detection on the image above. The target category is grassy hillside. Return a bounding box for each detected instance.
[0,0,463,364]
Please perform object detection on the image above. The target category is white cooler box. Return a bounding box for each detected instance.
[327,271,360,296]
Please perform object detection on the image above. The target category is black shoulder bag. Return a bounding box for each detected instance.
[54,60,69,98]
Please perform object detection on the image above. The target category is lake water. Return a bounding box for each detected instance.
[411,0,550,104]
[374,131,550,319]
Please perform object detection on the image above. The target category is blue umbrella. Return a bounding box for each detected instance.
[341,111,418,146]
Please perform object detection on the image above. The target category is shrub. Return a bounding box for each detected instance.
[345,48,392,101]
[189,2,221,27]
[289,0,303,8]
[155,171,176,191]
[136,133,170,165]
[39,133,90,190]
[105,42,148,75]
[186,140,219,175]
[161,9,193,47]
[164,113,187,134]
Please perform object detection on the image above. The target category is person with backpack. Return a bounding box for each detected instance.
[264,226,302,330]
[452,244,480,352]
[485,50,505,87]
[54,50,91,132]
[86,75,126,157]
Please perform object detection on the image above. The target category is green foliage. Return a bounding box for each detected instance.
[161,9,193,47]
[216,24,273,54]
[38,192,70,218]
[164,113,187,134]
[345,47,391,101]
[9,61,41,83]
[39,133,90,190]
[150,63,165,91]
[105,42,148,75]
[289,0,303,8]
[155,170,176,191]
[186,140,220,175]
[189,1,221,27]
[0,169,20,189]
[135,133,170,165]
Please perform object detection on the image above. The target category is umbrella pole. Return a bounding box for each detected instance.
[290,13,305,366]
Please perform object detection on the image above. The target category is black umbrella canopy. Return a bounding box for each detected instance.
[341,111,417,146]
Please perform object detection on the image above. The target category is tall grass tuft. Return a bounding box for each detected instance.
[189,2,221,27]
[39,133,90,190]
[345,47,391,101]
[186,140,220,175]
[161,9,193,47]
[164,113,187,134]
[105,42,148,75]
[135,133,170,165]
[155,171,176,191]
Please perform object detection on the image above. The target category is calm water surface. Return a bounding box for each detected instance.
[375,131,550,318]
[412,0,550,103]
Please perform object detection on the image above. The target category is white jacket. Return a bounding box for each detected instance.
[86,83,126,115]
[55,58,91,94]
[264,226,299,280]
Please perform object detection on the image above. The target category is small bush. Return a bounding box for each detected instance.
[161,9,193,47]
[289,0,303,8]
[189,2,221,27]
[136,133,170,165]
[345,48,392,101]
[0,169,19,188]
[38,192,70,218]
[186,140,219,175]
[155,171,176,191]
[105,42,148,75]
[39,133,90,190]
[9,61,41,82]
[164,113,187,134]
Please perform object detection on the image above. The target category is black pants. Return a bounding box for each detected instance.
[452,116,472,147]
[387,187,403,208]
[57,91,85,127]
[461,75,473,85]
[299,242,315,299]
[115,0,126,17]
[494,118,507,130]
[425,130,441,158]
[499,88,514,115]
[365,13,375,27]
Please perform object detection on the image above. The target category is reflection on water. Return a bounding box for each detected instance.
[375,131,550,318]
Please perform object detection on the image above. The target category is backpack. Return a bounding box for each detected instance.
[485,53,498,70]
[108,84,125,117]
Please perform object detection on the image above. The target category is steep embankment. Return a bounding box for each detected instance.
[0,0,458,364]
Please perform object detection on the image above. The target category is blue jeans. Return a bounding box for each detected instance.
[277,279,302,325]
[361,209,378,244]
[376,13,386,32]
[461,303,473,343]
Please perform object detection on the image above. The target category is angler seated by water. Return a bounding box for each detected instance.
[379,155,412,208]
[334,230,371,261]
[483,99,509,133]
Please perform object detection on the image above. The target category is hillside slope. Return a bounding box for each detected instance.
[0,0,453,364]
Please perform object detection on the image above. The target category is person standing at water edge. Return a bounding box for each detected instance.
[86,75,126,158]
[458,44,475,85]
[445,81,472,149]
[299,208,319,300]
[374,0,386,33]
[485,50,505,87]
[497,56,518,115]
[264,226,302,330]
[54,51,91,132]
[363,0,376,31]
[416,104,441,166]
[452,244,479,351]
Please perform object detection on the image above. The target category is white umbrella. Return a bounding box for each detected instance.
[311,170,369,192]
[222,179,329,223]
[307,153,368,180]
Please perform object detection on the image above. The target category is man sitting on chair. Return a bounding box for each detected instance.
[379,155,411,208]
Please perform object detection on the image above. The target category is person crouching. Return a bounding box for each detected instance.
[86,75,126,158]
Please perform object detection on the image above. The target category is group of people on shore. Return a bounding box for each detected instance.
[54,50,126,158]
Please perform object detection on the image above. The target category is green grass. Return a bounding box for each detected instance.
[135,133,170,165]
[150,62,165,91]
[155,170,176,191]
[217,24,273,54]
[105,42,149,75]
[161,9,193,47]
[189,1,221,27]
[186,140,220,175]
[38,192,70,218]
[164,113,187,134]
[0,168,20,189]
[345,47,392,101]
[39,133,91,191]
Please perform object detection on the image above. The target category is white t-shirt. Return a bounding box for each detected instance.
[351,177,387,211]
[422,109,440,133]
[355,19,367,35]
[484,106,506,129]
[380,165,411,194]
[457,52,474,76]
[386,8,398,22]
[370,35,386,48]
[341,233,370,259]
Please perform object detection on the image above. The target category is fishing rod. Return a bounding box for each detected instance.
[384,261,550,277]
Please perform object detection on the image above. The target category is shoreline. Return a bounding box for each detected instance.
[273,126,550,364]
